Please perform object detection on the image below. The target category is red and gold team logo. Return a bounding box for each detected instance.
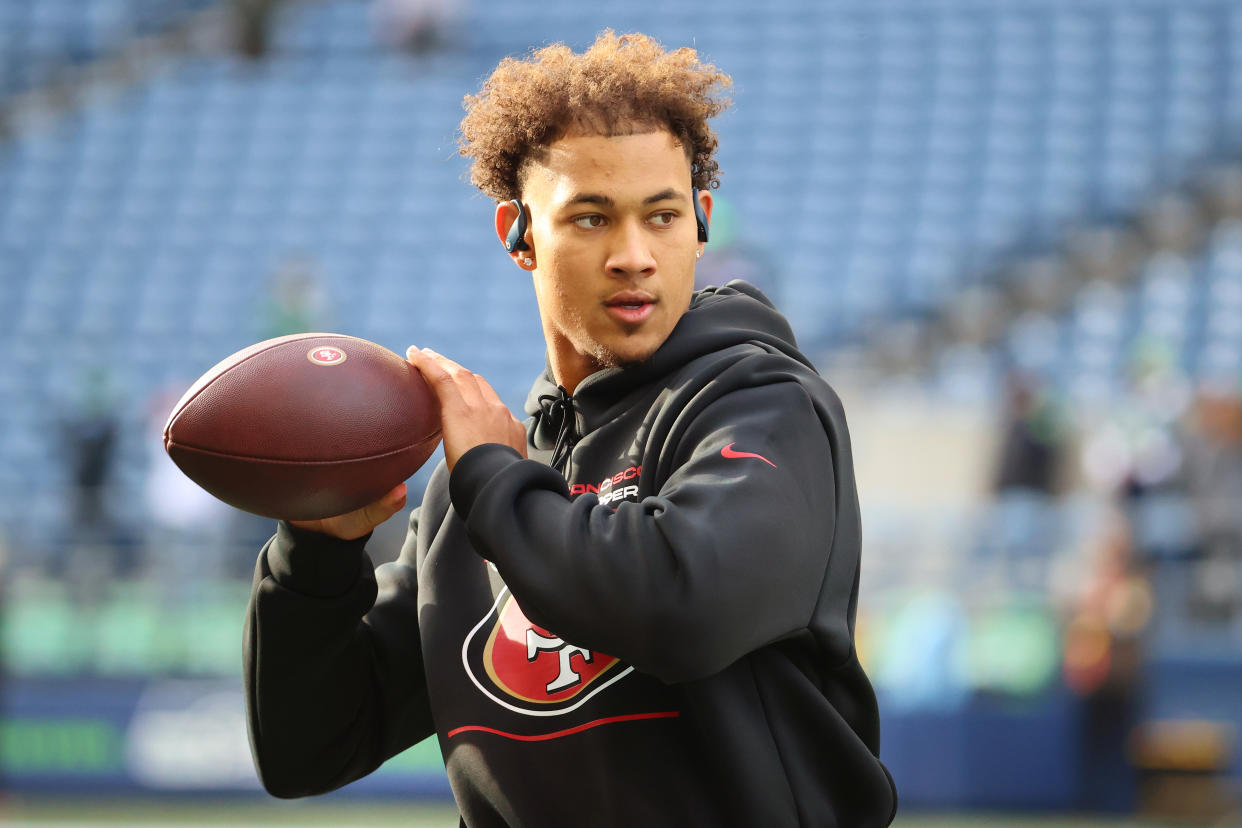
[307,345,346,366]
[463,588,629,716]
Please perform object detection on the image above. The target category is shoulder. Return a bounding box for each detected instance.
[658,350,855,460]
[676,342,838,404]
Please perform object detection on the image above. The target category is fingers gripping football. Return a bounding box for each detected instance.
[406,348,528,470]
[289,483,408,541]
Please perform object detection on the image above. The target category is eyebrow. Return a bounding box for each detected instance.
[563,188,685,208]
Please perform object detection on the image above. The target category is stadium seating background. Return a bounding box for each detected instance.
[3,0,1242,818]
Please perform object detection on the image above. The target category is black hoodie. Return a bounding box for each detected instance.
[244,281,897,827]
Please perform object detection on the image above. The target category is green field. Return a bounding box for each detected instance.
[0,798,1189,828]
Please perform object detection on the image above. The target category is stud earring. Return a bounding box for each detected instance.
[522,257,533,267]
[695,250,702,259]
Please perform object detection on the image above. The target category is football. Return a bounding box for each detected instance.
[163,333,441,520]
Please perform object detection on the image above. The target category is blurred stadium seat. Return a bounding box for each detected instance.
[0,0,220,99]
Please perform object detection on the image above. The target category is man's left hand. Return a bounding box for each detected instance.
[406,347,528,470]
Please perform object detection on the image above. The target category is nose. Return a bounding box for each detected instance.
[606,218,657,278]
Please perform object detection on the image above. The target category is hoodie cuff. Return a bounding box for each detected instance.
[449,444,524,519]
[266,520,371,598]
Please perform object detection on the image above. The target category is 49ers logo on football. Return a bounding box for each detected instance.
[306,346,346,366]
[462,588,631,716]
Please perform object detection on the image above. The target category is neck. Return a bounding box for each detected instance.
[549,355,590,395]
[545,333,601,395]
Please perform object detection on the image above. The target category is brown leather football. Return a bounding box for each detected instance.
[163,333,441,520]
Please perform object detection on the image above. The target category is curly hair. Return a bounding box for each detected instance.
[459,31,733,202]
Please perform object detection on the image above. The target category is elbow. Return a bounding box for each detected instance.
[637,640,737,684]
[627,609,741,684]
[252,748,322,799]
[250,737,343,800]
[254,757,350,800]
[261,780,311,800]
[619,585,810,683]
[256,765,315,800]
[641,654,729,685]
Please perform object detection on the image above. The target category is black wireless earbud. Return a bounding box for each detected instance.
[693,189,709,243]
[504,199,531,252]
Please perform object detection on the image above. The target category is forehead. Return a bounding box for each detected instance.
[523,131,692,204]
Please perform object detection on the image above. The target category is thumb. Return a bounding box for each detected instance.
[291,483,408,541]
[365,483,408,524]
[338,483,408,540]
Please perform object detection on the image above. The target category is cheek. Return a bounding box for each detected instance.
[670,250,698,297]
[533,265,585,326]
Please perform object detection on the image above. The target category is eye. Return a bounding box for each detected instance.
[572,214,607,229]
[649,212,676,226]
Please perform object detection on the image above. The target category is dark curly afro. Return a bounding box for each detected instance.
[459,30,733,202]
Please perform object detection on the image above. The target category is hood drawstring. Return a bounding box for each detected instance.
[537,386,578,475]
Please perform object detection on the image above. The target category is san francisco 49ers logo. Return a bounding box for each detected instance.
[307,346,346,366]
[462,588,630,716]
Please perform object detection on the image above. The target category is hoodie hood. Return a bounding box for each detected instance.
[524,280,808,427]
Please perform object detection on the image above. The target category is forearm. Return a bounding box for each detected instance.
[451,431,835,683]
[244,523,431,797]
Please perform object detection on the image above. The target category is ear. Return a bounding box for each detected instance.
[695,189,713,252]
[495,200,532,267]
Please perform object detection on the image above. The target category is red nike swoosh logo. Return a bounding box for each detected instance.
[721,442,776,468]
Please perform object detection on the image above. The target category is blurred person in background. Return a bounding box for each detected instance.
[144,385,234,602]
[1061,510,1153,813]
[1178,380,1242,623]
[1080,341,1190,501]
[993,371,1066,497]
[55,365,129,601]
[243,31,896,826]
[1119,341,1190,503]
[368,0,464,55]
[232,0,283,59]
[987,370,1069,570]
[61,368,118,526]
[261,253,331,340]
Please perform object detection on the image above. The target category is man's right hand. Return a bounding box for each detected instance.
[289,483,408,541]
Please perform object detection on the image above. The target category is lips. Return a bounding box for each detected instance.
[603,292,657,325]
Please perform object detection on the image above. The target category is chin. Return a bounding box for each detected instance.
[600,339,662,369]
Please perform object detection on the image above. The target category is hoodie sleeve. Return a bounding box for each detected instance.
[243,514,435,798]
[449,378,846,684]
